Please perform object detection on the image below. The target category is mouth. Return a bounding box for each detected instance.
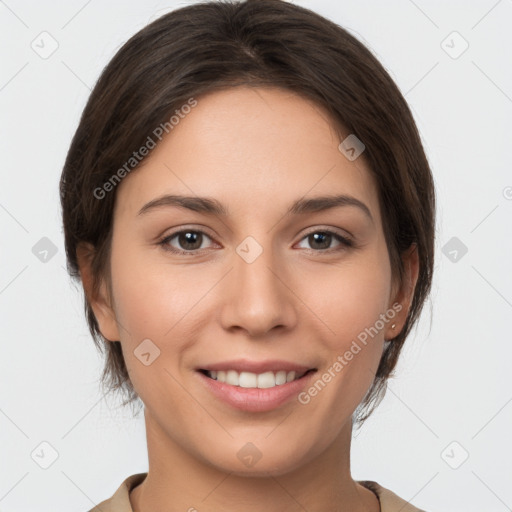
[194,359,319,411]
[197,368,317,389]
[196,365,318,412]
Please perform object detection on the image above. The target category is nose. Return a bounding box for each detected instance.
[219,242,298,338]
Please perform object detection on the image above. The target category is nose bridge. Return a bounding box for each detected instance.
[236,236,278,293]
[220,234,297,335]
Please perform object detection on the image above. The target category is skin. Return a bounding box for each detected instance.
[78,86,419,512]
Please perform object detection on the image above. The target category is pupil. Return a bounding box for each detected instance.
[180,231,201,250]
[310,232,330,250]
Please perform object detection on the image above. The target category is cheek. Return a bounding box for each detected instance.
[110,234,392,352]
[303,255,392,347]
[294,266,391,437]
[109,244,203,341]
[108,250,194,403]
[299,252,392,408]
[108,240,217,398]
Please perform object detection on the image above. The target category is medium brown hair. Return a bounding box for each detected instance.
[60,0,435,426]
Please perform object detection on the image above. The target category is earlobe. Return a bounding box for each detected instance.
[76,242,121,342]
[386,243,420,340]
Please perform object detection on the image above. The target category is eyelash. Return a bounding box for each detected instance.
[157,227,355,256]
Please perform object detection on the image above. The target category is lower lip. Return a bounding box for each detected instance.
[196,370,316,412]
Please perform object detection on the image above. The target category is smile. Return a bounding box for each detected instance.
[196,366,318,412]
[200,369,315,389]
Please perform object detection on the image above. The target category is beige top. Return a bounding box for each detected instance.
[87,473,427,512]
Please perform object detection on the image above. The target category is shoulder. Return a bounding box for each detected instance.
[358,480,429,512]
[86,473,147,512]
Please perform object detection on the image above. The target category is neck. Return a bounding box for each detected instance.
[130,409,379,512]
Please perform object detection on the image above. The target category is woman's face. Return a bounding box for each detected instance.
[88,86,414,476]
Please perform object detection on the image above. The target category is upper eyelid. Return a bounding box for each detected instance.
[300,225,353,240]
[162,225,217,242]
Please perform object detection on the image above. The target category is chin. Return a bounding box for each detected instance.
[202,443,311,478]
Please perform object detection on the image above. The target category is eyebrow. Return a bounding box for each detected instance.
[137,194,373,223]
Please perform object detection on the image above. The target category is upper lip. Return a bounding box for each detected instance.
[197,359,316,374]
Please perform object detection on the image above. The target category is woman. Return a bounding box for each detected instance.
[60,1,435,510]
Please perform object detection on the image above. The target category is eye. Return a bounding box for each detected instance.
[158,227,355,256]
[158,229,216,255]
[296,229,354,252]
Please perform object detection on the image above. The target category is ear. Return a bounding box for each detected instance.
[76,242,121,342]
[385,243,420,341]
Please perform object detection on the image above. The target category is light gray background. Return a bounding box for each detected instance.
[1,1,511,511]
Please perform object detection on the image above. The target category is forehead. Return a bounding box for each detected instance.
[114,86,380,225]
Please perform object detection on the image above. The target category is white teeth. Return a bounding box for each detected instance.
[239,371,257,388]
[275,371,287,385]
[206,369,304,388]
[226,370,239,386]
[257,371,276,388]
